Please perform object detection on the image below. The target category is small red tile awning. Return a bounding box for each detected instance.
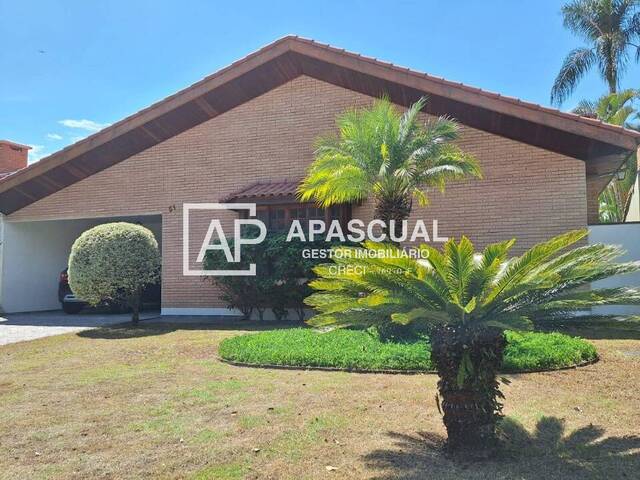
[222,180,301,203]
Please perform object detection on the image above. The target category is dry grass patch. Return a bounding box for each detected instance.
[0,320,639,479]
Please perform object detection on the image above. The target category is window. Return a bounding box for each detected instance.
[242,203,351,232]
[269,207,287,231]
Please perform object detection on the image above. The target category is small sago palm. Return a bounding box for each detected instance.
[298,97,481,233]
[305,230,640,451]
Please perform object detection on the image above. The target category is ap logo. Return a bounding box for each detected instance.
[182,203,267,276]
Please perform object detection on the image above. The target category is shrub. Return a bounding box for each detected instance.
[68,222,161,323]
[204,230,340,321]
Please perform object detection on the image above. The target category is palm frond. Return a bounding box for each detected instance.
[551,48,597,105]
[306,230,640,335]
[572,99,597,117]
[444,236,475,306]
[484,230,589,306]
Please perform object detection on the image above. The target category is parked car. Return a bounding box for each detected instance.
[58,268,161,314]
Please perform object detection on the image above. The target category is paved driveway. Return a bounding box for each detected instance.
[0,310,160,346]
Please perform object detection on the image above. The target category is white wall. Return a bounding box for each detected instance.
[0,217,162,313]
[589,223,640,315]
[626,175,640,222]
[0,216,5,312]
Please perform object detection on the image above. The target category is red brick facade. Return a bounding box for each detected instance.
[0,141,29,175]
[7,76,587,310]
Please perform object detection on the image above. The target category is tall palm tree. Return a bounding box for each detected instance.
[298,97,482,233]
[551,0,640,106]
[305,231,640,451]
[573,89,639,221]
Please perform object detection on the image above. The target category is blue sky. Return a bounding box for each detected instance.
[2,0,640,164]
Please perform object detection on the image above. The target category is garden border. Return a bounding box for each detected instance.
[218,354,599,375]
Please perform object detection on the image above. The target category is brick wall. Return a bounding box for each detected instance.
[8,76,587,309]
[0,142,28,174]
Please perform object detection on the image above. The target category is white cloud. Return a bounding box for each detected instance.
[58,119,110,132]
[28,145,48,164]
[46,133,63,140]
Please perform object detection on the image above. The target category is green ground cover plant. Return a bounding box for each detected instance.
[219,328,597,373]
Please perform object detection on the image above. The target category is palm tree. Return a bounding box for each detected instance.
[573,89,639,222]
[600,184,628,221]
[573,88,639,122]
[305,230,640,451]
[298,97,482,234]
[551,0,640,106]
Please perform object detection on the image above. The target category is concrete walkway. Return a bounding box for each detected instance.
[0,310,160,346]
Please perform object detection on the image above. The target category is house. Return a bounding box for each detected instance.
[0,140,30,313]
[1,36,639,315]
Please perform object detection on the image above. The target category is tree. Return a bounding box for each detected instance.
[68,222,161,324]
[551,0,640,105]
[305,231,640,452]
[298,97,482,235]
[573,88,639,123]
[573,89,639,222]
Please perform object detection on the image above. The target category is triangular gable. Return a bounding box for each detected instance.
[1,35,638,214]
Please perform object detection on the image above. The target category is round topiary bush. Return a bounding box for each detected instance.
[68,222,161,323]
[218,328,598,373]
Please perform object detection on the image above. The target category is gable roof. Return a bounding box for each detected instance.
[2,35,639,215]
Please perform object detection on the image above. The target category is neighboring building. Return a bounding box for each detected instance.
[1,36,639,315]
[0,141,31,313]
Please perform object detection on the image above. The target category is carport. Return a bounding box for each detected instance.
[0,214,161,313]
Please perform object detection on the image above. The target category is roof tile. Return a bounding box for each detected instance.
[223,180,300,202]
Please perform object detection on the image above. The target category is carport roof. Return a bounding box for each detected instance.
[1,35,640,215]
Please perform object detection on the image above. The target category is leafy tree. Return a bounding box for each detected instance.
[305,231,640,452]
[573,89,639,222]
[298,97,481,234]
[551,0,640,105]
[68,223,161,323]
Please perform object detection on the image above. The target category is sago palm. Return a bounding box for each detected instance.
[305,230,640,451]
[298,97,481,232]
[551,0,640,105]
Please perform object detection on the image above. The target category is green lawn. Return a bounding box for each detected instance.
[219,328,597,372]
[1,320,638,480]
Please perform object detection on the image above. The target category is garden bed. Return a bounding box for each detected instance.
[219,328,598,373]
